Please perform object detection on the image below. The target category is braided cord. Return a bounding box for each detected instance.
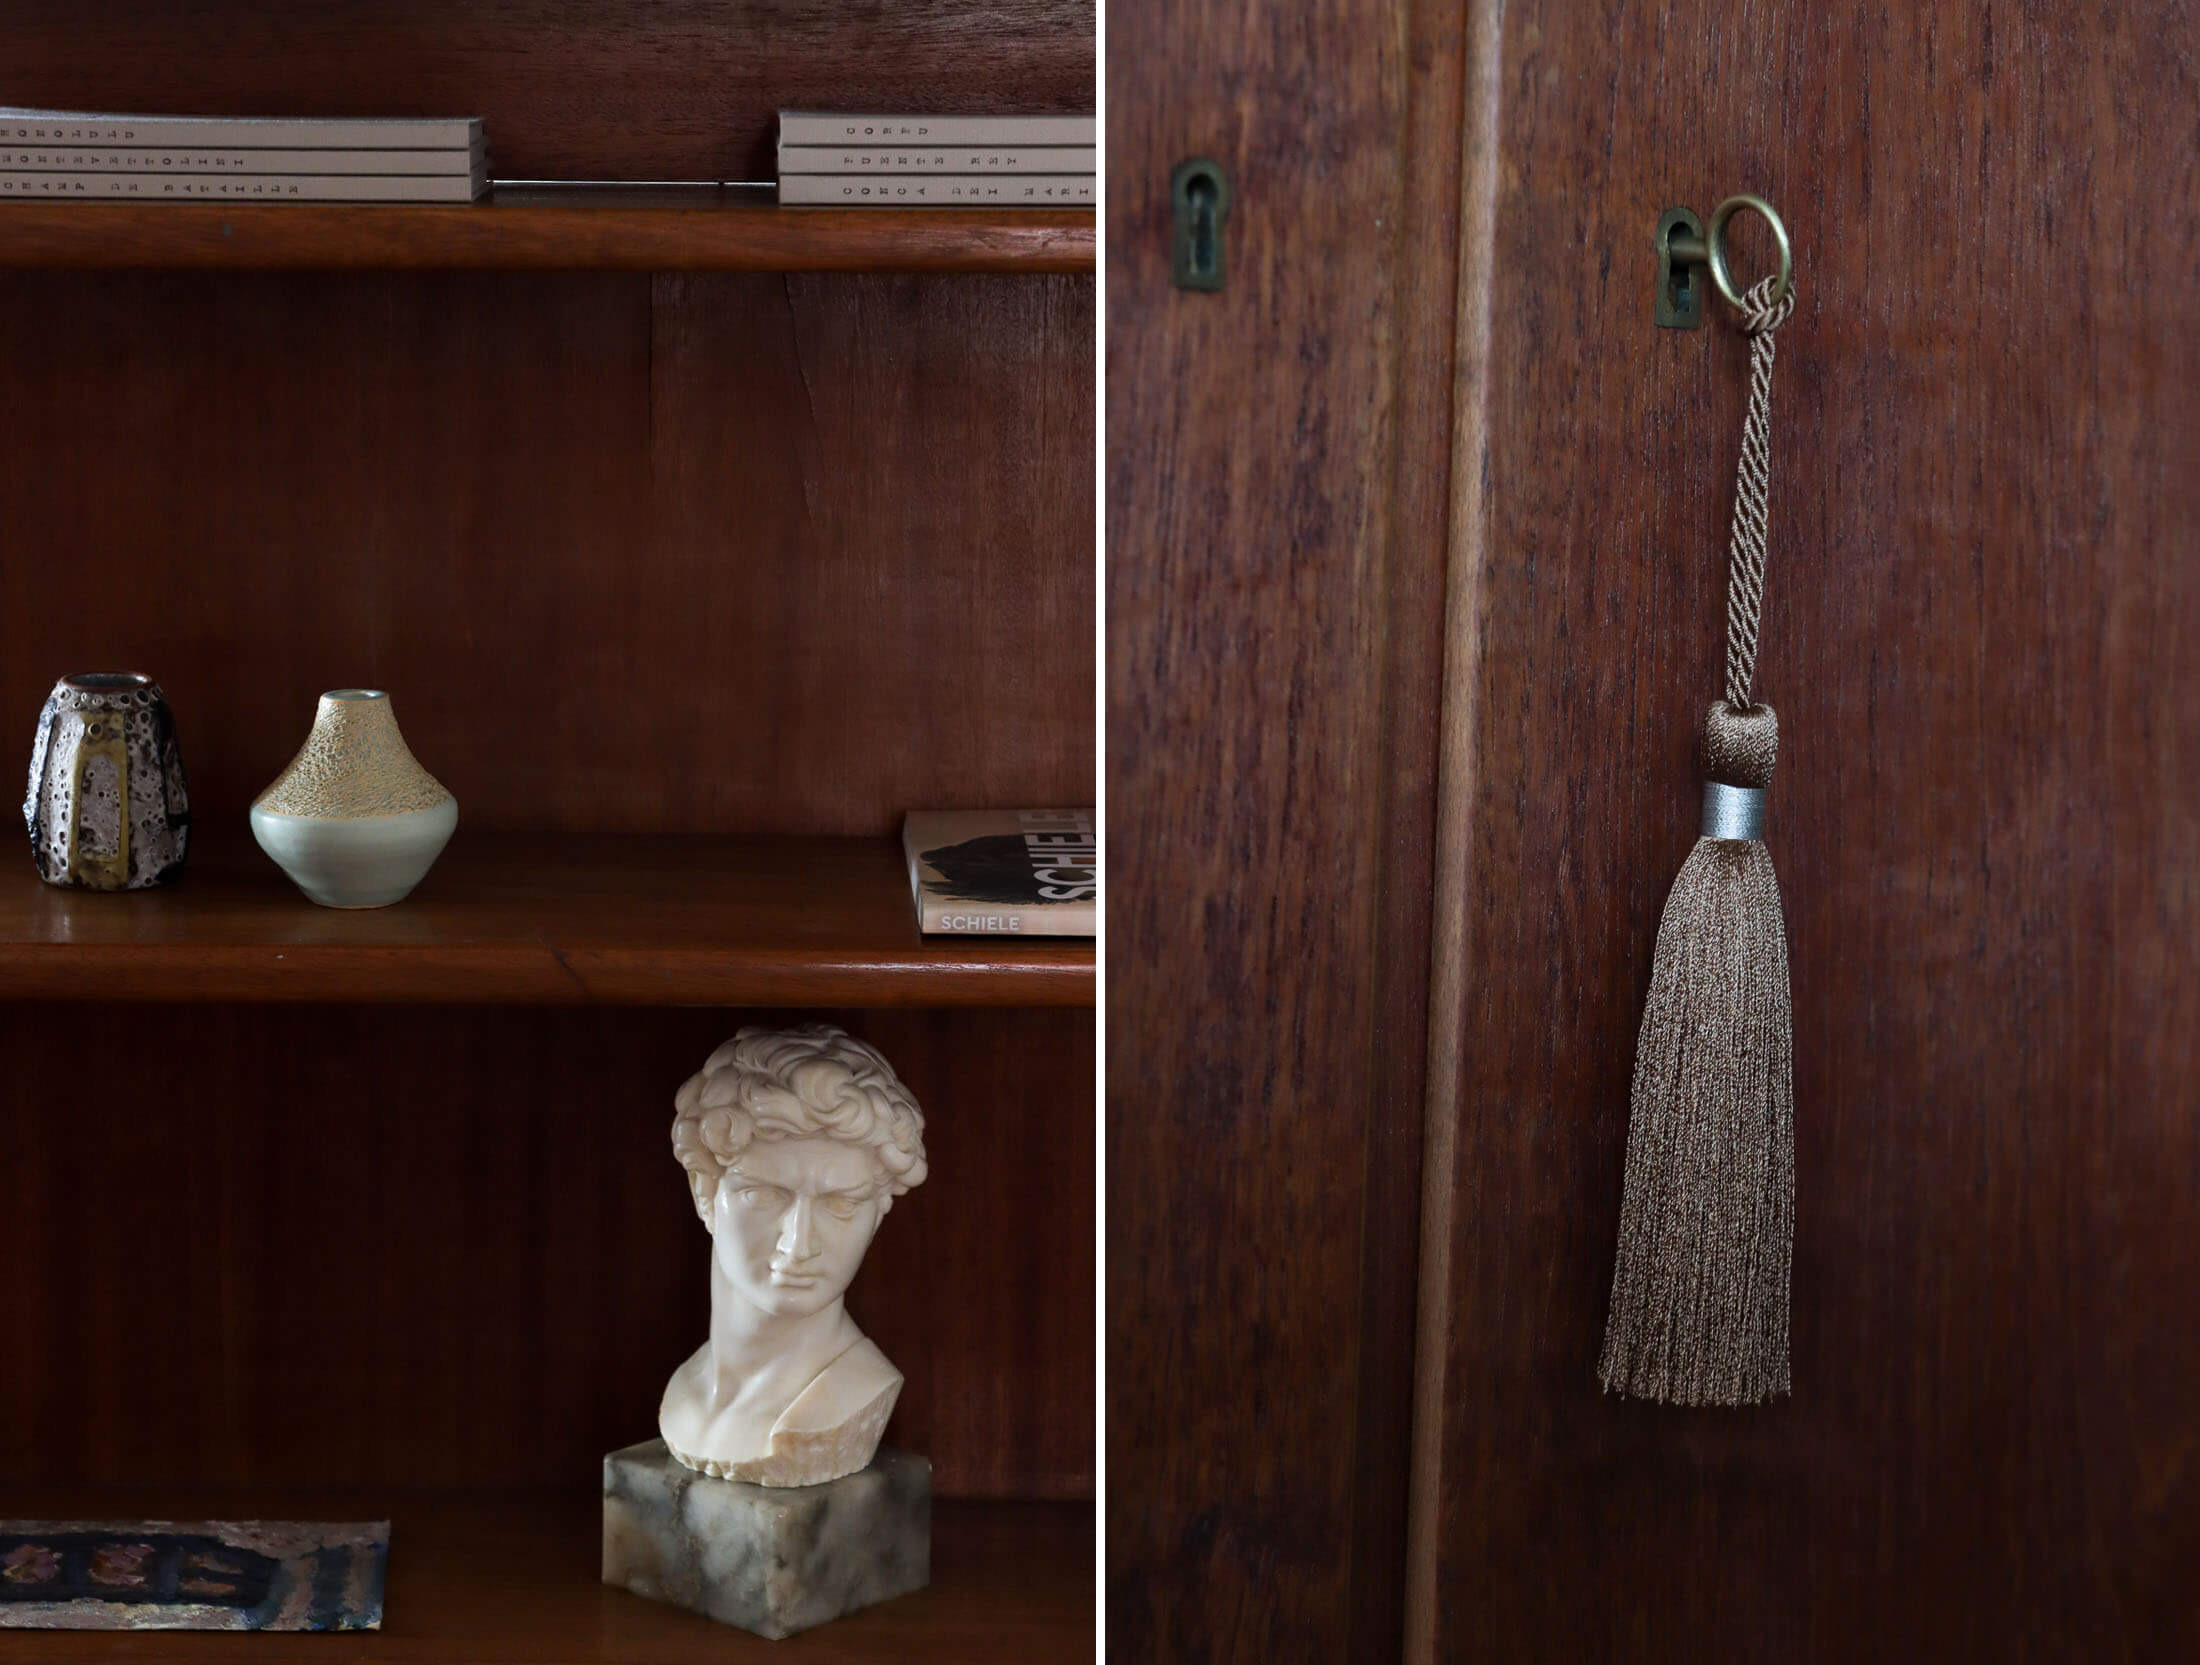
[1722,276,1795,709]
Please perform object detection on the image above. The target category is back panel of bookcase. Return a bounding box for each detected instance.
[0,1004,1093,1500]
[0,0,1094,181]
[0,270,1093,834]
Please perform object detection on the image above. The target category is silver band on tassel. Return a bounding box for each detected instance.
[1701,781,1766,841]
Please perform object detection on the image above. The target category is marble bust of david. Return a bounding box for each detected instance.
[660,1024,928,1488]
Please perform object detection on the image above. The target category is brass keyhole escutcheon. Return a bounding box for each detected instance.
[1656,206,1706,329]
[1172,159,1230,292]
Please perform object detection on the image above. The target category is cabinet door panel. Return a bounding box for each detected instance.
[1411,2,2199,1658]
[1103,0,1464,1652]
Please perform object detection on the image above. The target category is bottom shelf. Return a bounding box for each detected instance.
[0,1493,1091,1662]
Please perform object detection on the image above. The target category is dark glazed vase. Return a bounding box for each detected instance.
[23,672,191,890]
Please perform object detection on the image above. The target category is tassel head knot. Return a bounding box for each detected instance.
[1702,700,1778,788]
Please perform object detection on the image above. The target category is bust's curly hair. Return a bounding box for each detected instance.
[671,1024,928,1223]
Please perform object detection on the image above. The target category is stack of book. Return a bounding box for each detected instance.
[0,109,487,202]
[777,113,1094,208]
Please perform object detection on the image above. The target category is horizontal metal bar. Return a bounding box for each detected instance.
[488,178,776,190]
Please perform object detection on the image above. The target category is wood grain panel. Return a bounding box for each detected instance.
[0,1005,1093,1501]
[1102,0,1461,1651]
[648,270,1096,831]
[0,270,1093,838]
[0,0,1093,181]
[1412,1,2200,1659]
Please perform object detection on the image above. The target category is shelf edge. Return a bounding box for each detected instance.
[0,201,1096,272]
[0,943,1095,1007]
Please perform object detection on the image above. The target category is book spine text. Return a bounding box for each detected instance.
[777,146,1096,175]
[0,112,479,149]
[0,172,488,202]
[1,146,484,176]
[778,174,1094,206]
[777,114,1095,147]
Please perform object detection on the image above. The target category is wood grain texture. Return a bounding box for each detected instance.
[0,1492,1091,1661]
[0,0,1093,181]
[0,270,1093,838]
[0,193,1095,273]
[0,1005,1094,1501]
[1412,1,2200,1659]
[0,830,1092,1005]
[1102,0,1460,1651]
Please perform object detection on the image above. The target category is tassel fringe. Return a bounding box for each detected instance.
[1600,703,1794,1406]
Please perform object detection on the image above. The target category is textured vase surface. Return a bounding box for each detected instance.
[24,672,191,890]
[250,690,457,908]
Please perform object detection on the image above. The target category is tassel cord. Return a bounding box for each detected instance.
[1722,277,1796,711]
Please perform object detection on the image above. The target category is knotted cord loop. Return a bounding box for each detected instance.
[1722,274,1795,710]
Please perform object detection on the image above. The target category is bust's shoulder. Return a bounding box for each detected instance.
[657,1343,715,1450]
[661,1342,711,1402]
[773,1334,902,1436]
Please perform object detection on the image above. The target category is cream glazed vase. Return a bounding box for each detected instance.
[250,690,457,908]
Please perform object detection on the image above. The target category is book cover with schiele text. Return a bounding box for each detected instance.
[902,809,1097,935]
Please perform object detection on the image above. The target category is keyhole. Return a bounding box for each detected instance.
[1171,158,1230,292]
[1655,206,1707,328]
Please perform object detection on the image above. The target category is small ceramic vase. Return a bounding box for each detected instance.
[24,672,191,890]
[251,690,457,908]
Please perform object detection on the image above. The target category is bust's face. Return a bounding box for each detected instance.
[711,1128,889,1319]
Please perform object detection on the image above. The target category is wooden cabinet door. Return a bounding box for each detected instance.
[1408,3,2198,1658]
[1111,0,2199,1660]
[1104,0,1464,1655]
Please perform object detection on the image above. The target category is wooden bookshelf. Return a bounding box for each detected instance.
[0,1494,1091,1662]
[0,4,1095,1656]
[0,831,1094,1006]
[0,190,1094,272]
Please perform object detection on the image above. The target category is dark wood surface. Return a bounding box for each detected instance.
[0,1004,1094,1502]
[0,269,1094,839]
[0,1492,1091,1661]
[1110,0,2198,1657]
[1408,2,2200,1660]
[0,193,1095,272]
[1102,0,1455,1652]
[0,0,1093,181]
[0,830,1091,1005]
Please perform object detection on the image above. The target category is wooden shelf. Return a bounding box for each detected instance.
[0,187,1093,272]
[0,831,1092,1007]
[0,1493,1091,1662]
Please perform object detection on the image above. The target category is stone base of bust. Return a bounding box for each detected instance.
[602,1438,930,1640]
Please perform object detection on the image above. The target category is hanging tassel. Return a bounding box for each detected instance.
[1601,262,1799,1406]
[1599,700,1793,1404]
